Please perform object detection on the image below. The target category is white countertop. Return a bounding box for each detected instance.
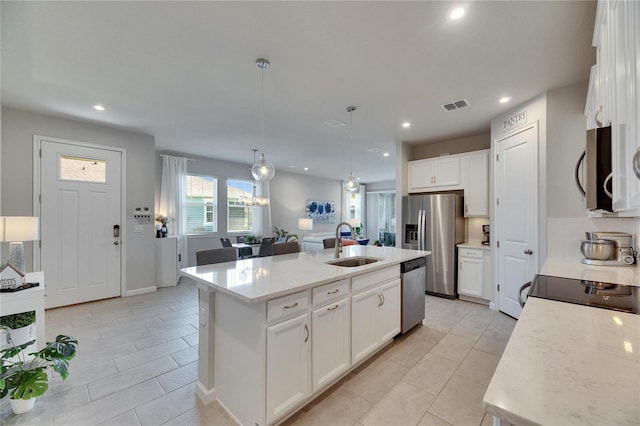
[181,245,430,303]
[483,296,640,426]
[541,257,640,287]
[457,241,491,251]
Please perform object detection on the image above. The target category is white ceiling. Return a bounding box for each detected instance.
[1,1,596,184]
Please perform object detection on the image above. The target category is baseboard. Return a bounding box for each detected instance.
[125,286,157,297]
[459,294,490,306]
[196,381,217,405]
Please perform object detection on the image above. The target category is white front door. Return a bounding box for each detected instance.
[39,138,123,308]
[496,124,538,319]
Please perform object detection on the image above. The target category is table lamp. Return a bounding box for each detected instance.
[0,216,39,273]
[298,218,313,238]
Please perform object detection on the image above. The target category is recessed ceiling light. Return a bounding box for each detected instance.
[303,167,309,171]
[449,7,465,20]
[499,97,511,104]
[93,104,105,111]
[383,152,390,157]
[402,121,411,128]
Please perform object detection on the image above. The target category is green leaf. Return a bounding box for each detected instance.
[1,339,36,360]
[9,370,48,399]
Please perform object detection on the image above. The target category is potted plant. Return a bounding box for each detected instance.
[273,226,298,242]
[0,329,78,414]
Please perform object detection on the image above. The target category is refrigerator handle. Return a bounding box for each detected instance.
[417,210,424,251]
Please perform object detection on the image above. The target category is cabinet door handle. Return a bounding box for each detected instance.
[327,289,340,294]
[304,324,309,343]
[283,302,298,309]
[381,293,385,306]
[327,304,339,311]
[377,293,382,307]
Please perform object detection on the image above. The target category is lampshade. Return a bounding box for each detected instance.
[348,218,361,227]
[298,218,313,231]
[0,216,39,242]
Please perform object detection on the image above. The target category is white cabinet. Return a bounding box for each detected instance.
[458,247,490,300]
[351,270,401,364]
[588,0,640,215]
[311,297,350,392]
[0,272,45,351]
[408,150,490,218]
[155,237,179,287]
[463,150,490,217]
[266,312,310,424]
[408,156,460,192]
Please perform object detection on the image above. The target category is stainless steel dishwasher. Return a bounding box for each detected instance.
[400,257,426,333]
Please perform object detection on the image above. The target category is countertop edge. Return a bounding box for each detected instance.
[181,249,431,303]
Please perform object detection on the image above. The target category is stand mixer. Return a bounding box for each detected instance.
[581,231,636,266]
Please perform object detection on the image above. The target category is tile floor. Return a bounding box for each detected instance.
[0,278,516,426]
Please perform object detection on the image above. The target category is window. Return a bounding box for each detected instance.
[227,179,254,233]
[186,174,217,233]
[59,156,106,183]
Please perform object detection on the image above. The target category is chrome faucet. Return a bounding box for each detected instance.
[335,222,355,258]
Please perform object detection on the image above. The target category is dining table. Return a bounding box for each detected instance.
[231,242,261,257]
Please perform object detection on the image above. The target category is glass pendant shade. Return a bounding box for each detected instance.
[343,174,359,193]
[251,152,275,182]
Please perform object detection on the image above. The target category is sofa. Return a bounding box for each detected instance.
[302,232,359,251]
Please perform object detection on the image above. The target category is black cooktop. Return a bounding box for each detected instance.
[528,274,639,314]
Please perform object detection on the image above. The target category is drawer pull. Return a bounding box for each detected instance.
[327,289,340,294]
[327,304,339,311]
[304,324,309,343]
[283,302,298,309]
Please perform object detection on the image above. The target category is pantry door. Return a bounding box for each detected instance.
[37,137,123,308]
[495,124,538,319]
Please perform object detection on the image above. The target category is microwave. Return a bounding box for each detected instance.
[576,126,612,211]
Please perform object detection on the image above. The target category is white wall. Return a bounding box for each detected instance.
[157,152,342,266]
[1,107,157,291]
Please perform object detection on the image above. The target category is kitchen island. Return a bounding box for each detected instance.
[483,259,640,425]
[181,245,430,426]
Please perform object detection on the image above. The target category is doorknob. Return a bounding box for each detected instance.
[114,241,120,245]
[524,249,533,255]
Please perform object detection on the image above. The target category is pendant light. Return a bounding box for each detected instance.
[251,58,276,182]
[241,149,270,207]
[343,106,360,193]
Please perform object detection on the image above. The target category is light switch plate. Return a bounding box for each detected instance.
[134,224,144,233]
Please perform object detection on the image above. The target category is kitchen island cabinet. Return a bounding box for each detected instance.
[181,245,429,426]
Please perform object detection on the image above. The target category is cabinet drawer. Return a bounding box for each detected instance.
[458,248,483,259]
[267,291,309,324]
[352,266,399,294]
[313,279,349,307]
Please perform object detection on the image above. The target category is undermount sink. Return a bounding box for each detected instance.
[325,256,382,267]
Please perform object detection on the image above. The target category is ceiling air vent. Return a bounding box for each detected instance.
[441,99,470,112]
[324,119,345,128]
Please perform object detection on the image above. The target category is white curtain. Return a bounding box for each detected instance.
[254,180,272,238]
[159,155,189,267]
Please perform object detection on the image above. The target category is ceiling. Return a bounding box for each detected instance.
[1,1,596,184]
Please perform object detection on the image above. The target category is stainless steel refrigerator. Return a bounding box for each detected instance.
[402,193,465,298]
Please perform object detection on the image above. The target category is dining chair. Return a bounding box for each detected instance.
[234,236,252,258]
[323,238,336,249]
[272,241,300,255]
[220,237,232,248]
[196,247,237,265]
[257,237,275,257]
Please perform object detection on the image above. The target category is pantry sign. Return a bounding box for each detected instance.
[503,111,527,130]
